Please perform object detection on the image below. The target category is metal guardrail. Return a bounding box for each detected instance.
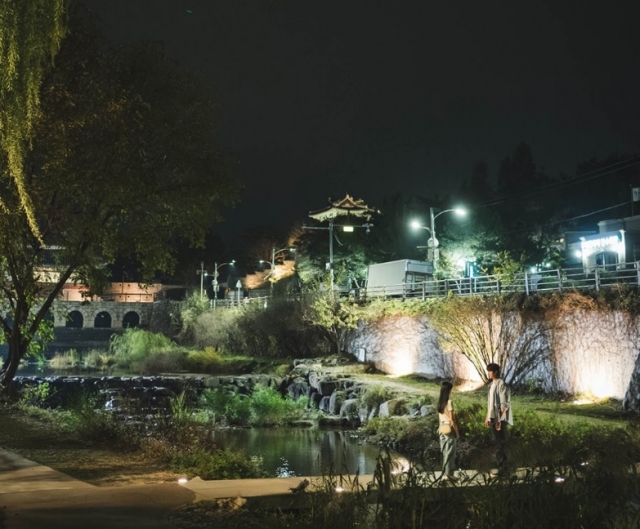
[208,262,640,309]
[210,295,270,309]
[355,261,640,301]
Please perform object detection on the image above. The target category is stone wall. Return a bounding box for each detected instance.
[346,310,640,402]
[52,300,153,328]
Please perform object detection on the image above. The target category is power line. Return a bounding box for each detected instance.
[476,156,640,209]
[502,201,631,235]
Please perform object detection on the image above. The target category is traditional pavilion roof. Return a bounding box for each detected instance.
[308,194,379,222]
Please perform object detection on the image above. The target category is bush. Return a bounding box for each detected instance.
[199,386,308,426]
[358,384,394,410]
[139,350,186,375]
[186,299,326,358]
[363,416,433,453]
[199,389,252,425]
[110,328,179,372]
[82,349,114,370]
[61,392,142,451]
[171,448,266,480]
[185,346,224,373]
[18,382,52,408]
[249,386,308,426]
[49,349,80,370]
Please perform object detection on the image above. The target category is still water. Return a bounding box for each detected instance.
[213,427,408,477]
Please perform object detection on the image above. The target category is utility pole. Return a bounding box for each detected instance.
[196,261,208,299]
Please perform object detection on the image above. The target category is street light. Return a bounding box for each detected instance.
[302,222,373,292]
[260,246,295,295]
[196,261,208,299]
[411,207,466,272]
[212,260,235,309]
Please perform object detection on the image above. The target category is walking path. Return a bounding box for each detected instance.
[0,448,372,529]
[0,447,537,528]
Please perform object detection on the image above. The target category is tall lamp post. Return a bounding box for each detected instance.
[212,260,235,309]
[196,261,208,299]
[411,207,466,272]
[262,246,294,295]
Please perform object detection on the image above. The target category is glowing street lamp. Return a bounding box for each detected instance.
[411,207,466,272]
[260,246,295,294]
[212,260,235,309]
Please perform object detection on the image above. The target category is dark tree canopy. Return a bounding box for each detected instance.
[0,11,238,388]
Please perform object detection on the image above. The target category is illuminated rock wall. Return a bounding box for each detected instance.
[347,310,640,401]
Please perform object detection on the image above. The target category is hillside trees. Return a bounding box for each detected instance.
[0,13,237,389]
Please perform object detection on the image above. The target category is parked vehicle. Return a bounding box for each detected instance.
[365,259,433,297]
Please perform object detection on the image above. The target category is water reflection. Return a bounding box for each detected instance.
[213,427,404,477]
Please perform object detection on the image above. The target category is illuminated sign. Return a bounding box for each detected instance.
[580,235,620,251]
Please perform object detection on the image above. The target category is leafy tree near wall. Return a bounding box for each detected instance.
[426,295,553,386]
[302,294,360,356]
[0,11,237,389]
[0,0,68,240]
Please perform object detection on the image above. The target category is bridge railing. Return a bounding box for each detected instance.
[354,261,640,301]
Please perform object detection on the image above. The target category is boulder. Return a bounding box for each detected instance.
[308,371,321,390]
[203,377,221,388]
[329,390,346,415]
[287,378,310,400]
[339,398,359,419]
[318,379,340,396]
[420,405,436,417]
[378,398,408,418]
[319,396,331,413]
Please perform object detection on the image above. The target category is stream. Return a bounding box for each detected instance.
[213,426,409,477]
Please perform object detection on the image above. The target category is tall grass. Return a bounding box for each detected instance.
[49,349,80,370]
[199,386,309,426]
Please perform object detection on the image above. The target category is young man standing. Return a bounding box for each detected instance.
[484,363,512,472]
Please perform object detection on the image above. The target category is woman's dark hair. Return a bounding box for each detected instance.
[437,381,453,414]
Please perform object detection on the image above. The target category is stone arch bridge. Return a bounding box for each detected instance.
[51,300,154,329]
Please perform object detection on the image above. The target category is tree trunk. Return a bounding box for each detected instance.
[0,334,27,392]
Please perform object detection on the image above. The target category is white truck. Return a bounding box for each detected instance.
[365,259,433,297]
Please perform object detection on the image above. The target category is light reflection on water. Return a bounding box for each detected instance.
[213,427,407,477]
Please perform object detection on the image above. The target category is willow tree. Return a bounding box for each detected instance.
[0,0,68,239]
[0,13,237,389]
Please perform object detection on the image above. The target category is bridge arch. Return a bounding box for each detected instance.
[94,311,112,328]
[122,311,140,328]
[66,310,84,328]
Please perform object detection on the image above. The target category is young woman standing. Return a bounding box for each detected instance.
[437,381,460,482]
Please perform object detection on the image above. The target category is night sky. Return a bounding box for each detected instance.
[80,0,640,241]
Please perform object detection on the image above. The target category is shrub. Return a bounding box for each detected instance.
[110,328,178,371]
[199,389,252,425]
[363,416,433,453]
[49,349,80,370]
[199,386,308,426]
[171,448,266,480]
[61,392,142,451]
[18,382,52,408]
[139,350,186,375]
[187,299,326,358]
[82,349,114,370]
[185,346,224,373]
[358,384,394,410]
[249,386,308,426]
